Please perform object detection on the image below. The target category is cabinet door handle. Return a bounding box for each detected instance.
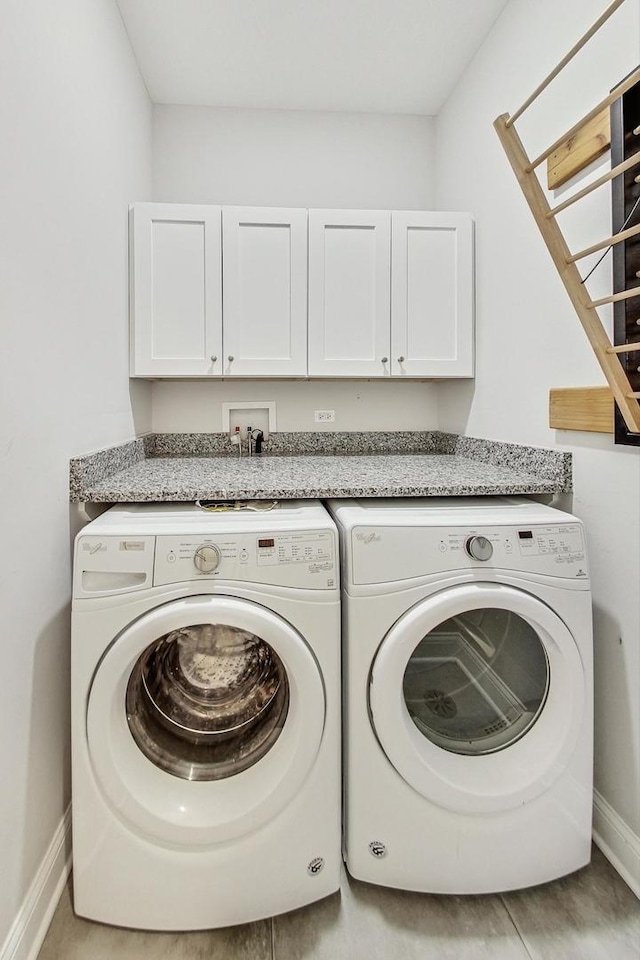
[228,355,234,362]
[397,356,405,363]
[210,355,218,363]
[381,357,389,364]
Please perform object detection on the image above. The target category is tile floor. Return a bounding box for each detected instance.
[38,846,639,960]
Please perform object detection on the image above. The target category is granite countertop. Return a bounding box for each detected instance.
[69,432,572,503]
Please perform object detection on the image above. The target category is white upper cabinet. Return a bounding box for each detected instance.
[308,210,392,377]
[130,203,222,377]
[222,207,308,377]
[130,203,474,380]
[391,212,474,378]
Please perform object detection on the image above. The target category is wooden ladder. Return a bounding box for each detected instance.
[494,0,640,435]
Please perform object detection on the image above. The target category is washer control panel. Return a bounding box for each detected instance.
[155,530,336,589]
[255,532,333,566]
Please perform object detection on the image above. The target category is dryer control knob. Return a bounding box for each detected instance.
[465,535,493,562]
[193,543,221,573]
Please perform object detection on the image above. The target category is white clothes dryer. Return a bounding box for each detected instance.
[71,501,340,930]
[326,496,593,894]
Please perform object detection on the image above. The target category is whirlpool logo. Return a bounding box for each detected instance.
[355,532,381,545]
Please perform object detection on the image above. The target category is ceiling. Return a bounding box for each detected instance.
[115,0,510,116]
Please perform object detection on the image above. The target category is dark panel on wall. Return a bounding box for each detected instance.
[611,76,640,447]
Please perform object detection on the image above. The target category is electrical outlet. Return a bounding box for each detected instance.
[314,410,335,423]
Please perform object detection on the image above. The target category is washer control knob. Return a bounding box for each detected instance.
[193,543,221,573]
[465,535,493,562]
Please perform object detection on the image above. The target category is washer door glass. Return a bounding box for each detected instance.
[402,608,549,756]
[87,595,327,845]
[127,623,289,781]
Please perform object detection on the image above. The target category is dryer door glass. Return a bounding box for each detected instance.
[126,623,289,781]
[402,608,549,755]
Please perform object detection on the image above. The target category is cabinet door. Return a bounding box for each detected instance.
[130,203,222,377]
[391,212,474,378]
[308,210,391,377]
[222,207,308,377]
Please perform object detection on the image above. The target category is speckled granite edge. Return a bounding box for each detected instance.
[83,480,566,503]
[69,436,153,501]
[446,434,572,488]
[69,431,572,501]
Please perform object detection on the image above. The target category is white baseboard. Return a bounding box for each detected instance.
[0,806,72,960]
[593,789,640,899]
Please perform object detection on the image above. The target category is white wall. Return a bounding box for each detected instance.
[0,0,152,950]
[151,104,440,432]
[151,380,439,433]
[153,104,436,209]
[435,0,640,888]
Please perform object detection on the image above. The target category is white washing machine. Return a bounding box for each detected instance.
[326,496,593,894]
[71,501,340,930]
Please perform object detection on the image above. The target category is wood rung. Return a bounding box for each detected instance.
[506,0,626,128]
[547,149,640,218]
[527,65,640,171]
[589,286,640,307]
[628,392,640,398]
[607,342,640,354]
[569,222,640,263]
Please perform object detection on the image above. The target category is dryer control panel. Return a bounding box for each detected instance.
[350,521,588,585]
